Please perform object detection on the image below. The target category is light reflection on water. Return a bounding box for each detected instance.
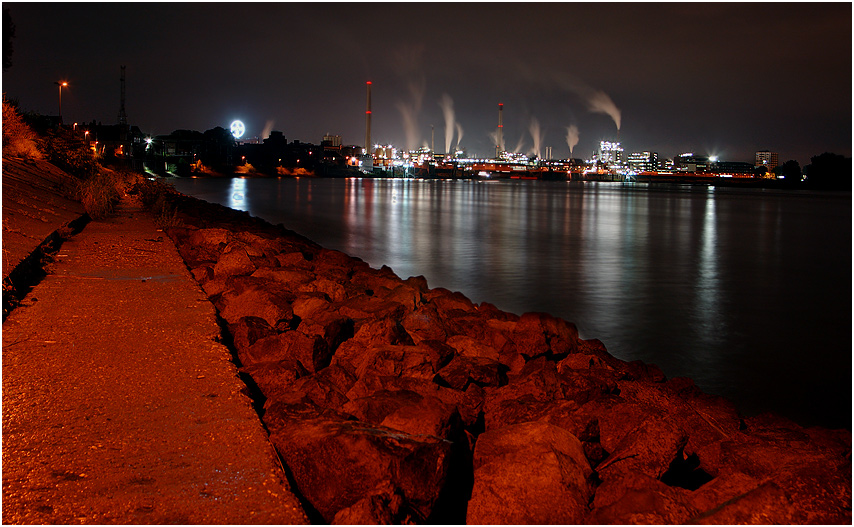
[228,177,248,211]
[170,177,852,429]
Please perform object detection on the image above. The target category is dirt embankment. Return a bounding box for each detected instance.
[160,189,851,525]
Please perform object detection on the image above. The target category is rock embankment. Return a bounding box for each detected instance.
[164,190,851,525]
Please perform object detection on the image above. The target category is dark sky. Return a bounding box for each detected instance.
[3,2,851,166]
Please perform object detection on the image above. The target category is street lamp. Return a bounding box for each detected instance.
[54,81,68,122]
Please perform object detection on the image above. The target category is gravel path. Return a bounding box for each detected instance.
[2,197,307,524]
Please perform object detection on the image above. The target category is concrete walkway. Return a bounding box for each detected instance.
[2,198,308,524]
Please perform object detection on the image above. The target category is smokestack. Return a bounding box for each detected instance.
[365,81,372,159]
[431,125,435,154]
[496,103,504,159]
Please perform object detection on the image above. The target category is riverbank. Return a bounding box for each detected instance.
[2,157,309,523]
[3,154,850,523]
[158,183,850,524]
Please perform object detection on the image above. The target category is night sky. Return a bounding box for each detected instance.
[3,2,851,166]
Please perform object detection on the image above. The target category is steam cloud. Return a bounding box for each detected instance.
[488,130,500,150]
[439,93,456,155]
[585,89,621,131]
[554,74,621,130]
[513,133,525,154]
[395,78,425,151]
[565,125,580,155]
[262,120,275,140]
[528,117,544,158]
[455,123,464,150]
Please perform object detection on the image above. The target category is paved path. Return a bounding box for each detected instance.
[2,198,308,524]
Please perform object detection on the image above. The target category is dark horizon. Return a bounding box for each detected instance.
[3,2,851,167]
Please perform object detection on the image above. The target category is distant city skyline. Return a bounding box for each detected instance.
[3,3,850,167]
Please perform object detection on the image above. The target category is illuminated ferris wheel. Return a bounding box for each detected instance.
[230,120,245,139]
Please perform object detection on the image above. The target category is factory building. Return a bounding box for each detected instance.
[673,153,709,173]
[627,151,659,173]
[755,150,778,171]
[596,141,623,168]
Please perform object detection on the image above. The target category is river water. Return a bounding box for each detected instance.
[169,177,852,429]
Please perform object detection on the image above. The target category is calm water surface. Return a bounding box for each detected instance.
[170,177,852,429]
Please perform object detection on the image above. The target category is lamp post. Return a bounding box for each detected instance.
[54,81,68,122]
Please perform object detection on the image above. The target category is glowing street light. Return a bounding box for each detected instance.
[54,81,68,122]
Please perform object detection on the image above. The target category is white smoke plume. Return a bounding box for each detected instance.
[439,93,455,154]
[585,89,621,131]
[555,74,621,130]
[395,77,426,151]
[528,117,544,159]
[565,125,580,155]
[455,123,464,150]
[262,120,275,139]
[488,130,500,151]
[513,133,525,154]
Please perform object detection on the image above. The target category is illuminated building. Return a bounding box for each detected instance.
[322,134,342,148]
[596,141,623,169]
[755,150,778,171]
[627,151,658,173]
[710,160,754,175]
[673,152,709,173]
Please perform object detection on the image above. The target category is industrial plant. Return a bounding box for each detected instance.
[63,72,785,183]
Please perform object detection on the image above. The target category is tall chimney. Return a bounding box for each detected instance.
[365,81,372,159]
[496,103,504,159]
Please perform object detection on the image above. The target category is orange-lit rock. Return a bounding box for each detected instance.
[466,421,593,524]
[269,417,453,523]
[160,190,852,526]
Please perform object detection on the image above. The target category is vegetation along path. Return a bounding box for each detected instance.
[2,196,308,524]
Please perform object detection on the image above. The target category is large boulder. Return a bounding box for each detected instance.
[228,316,277,355]
[251,267,316,289]
[466,421,593,524]
[267,366,356,411]
[291,293,332,321]
[436,356,508,391]
[301,277,347,302]
[342,376,485,431]
[335,294,411,323]
[423,288,477,314]
[331,492,407,525]
[557,367,619,404]
[296,312,354,360]
[510,311,579,360]
[596,414,689,482]
[587,471,697,524]
[239,330,328,372]
[184,227,232,264]
[269,418,453,523]
[482,357,564,429]
[690,460,852,524]
[239,359,306,400]
[215,276,295,327]
[446,335,499,361]
[355,345,436,381]
[342,389,463,440]
[332,318,414,375]
[213,242,256,278]
[401,304,448,344]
